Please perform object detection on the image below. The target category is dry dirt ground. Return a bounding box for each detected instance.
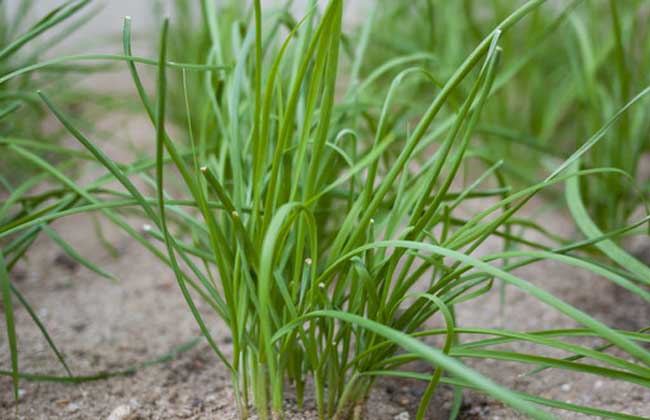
[1,114,650,419]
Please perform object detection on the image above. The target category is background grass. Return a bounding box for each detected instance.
[365,0,650,233]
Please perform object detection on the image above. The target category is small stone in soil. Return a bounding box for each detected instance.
[409,388,424,397]
[54,253,79,271]
[11,269,26,282]
[72,322,87,333]
[66,402,80,412]
[176,408,193,418]
[394,412,410,420]
[107,405,133,420]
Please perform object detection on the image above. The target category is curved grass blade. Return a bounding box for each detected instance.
[0,337,199,383]
[410,293,455,420]
[566,161,650,283]
[0,54,227,85]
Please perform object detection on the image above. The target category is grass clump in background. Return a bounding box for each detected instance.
[0,0,103,182]
[366,0,650,234]
[2,1,650,420]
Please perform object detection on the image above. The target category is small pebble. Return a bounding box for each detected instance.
[66,402,80,413]
[560,383,571,392]
[176,408,193,418]
[394,412,410,420]
[107,404,133,420]
[594,380,603,390]
[469,406,482,415]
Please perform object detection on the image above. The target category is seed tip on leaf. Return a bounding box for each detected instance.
[305,258,312,266]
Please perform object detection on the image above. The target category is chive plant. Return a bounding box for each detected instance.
[3,1,650,419]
